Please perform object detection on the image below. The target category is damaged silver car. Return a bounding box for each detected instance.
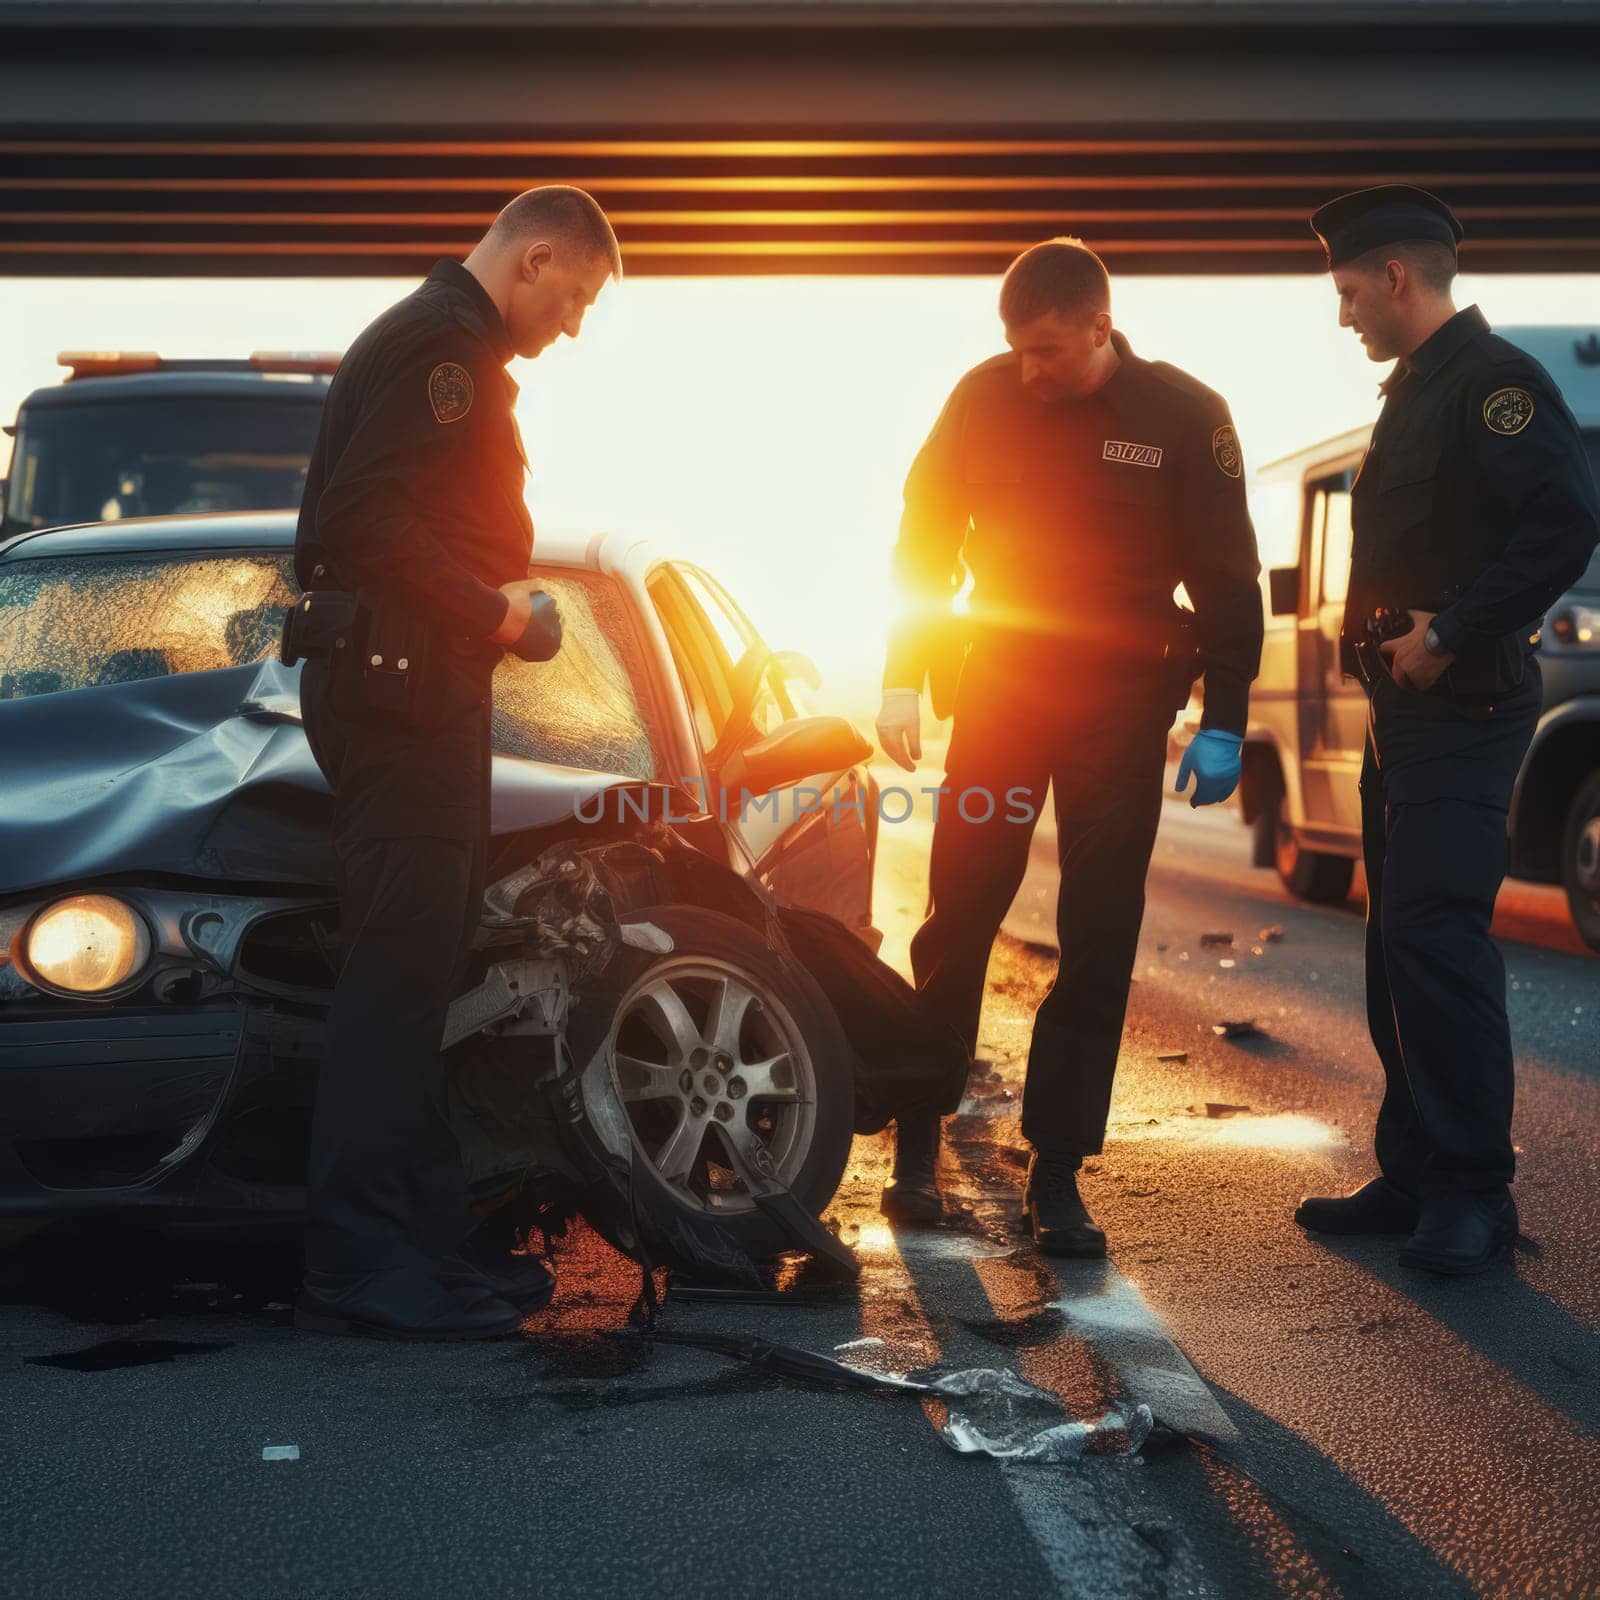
[0,513,965,1283]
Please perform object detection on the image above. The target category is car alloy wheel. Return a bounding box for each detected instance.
[592,957,819,1213]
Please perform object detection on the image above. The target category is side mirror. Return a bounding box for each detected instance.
[704,644,775,773]
[773,649,822,693]
[719,716,871,796]
[1268,566,1300,617]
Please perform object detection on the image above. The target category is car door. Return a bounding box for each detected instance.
[647,562,875,932]
[1296,467,1366,833]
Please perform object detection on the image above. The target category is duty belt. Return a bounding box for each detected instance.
[1351,606,1415,689]
[279,588,359,667]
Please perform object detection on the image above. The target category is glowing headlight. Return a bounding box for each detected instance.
[1549,605,1600,649]
[20,894,151,995]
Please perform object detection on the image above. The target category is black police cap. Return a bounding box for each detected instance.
[1309,185,1464,269]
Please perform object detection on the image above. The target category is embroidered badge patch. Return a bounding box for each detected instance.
[1103,440,1164,469]
[1211,424,1242,479]
[1483,386,1534,436]
[428,361,474,424]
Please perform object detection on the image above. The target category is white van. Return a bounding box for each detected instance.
[1239,326,1600,951]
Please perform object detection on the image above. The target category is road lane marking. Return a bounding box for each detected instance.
[1047,1262,1239,1443]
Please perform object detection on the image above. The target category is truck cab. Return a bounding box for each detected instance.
[0,352,335,538]
[1239,325,1600,952]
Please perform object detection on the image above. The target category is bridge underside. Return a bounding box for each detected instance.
[3,10,1598,276]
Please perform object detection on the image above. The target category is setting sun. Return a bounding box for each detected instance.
[4,270,1598,709]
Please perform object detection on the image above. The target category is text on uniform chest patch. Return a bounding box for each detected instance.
[1103,440,1164,469]
[1483,386,1534,436]
[428,361,474,424]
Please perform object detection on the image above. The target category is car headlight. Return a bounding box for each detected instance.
[17,894,151,995]
[1549,604,1600,650]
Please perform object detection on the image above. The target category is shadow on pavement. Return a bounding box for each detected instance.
[1315,1234,1600,1432]
[0,1221,302,1327]
[1186,1384,1476,1600]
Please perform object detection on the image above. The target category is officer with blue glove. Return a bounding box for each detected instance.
[1175,729,1243,808]
[876,237,1263,1256]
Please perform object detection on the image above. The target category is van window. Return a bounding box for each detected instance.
[1319,490,1355,607]
[1247,481,1303,573]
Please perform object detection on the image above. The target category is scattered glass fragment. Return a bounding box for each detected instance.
[933,1368,1154,1461]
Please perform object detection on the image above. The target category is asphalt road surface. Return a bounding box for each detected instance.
[4,778,1598,1600]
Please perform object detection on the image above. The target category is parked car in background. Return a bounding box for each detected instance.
[0,512,906,1281]
[0,352,334,538]
[1237,325,1600,952]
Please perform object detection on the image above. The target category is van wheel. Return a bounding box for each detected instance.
[1272,791,1356,905]
[1561,772,1600,954]
[1250,767,1283,869]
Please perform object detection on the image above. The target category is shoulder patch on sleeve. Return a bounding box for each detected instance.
[1211,423,1243,478]
[428,361,474,424]
[1483,386,1534,436]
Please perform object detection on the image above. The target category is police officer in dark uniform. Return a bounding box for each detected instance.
[1295,187,1600,1274]
[874,238,1263,1254]
[290,186,621,1338]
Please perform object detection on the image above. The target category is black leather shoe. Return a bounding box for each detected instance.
[880,1113,943,1226]
[1399,1189,1518,1276]
[445,1236,556,1312]
[1295,1177,1420,1236]
[1024,1153,1106,1258]
[295,1266,524,1340]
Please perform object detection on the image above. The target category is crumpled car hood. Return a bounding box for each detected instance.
[0,659,654,896]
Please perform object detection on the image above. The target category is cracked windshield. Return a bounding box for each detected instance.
[0,553,297,697]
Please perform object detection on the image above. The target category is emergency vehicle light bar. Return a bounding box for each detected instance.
[56,351,343,380]
[249,351,343,375]
[57,351,163,379]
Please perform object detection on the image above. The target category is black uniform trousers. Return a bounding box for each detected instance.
[1361,665,1541,1198]
[299,658,489,1275]
[909,644,1173,1156]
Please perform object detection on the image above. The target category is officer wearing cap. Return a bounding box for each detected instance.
[874,237,1263,1254]
[1295,186,1600,1273]
[291,186,621,1339]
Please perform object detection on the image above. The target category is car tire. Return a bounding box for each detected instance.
[1272,790,1356,905]
[1560,771,1600,954]
[564,903,856,1263]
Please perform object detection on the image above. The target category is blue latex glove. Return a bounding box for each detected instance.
[1175,729,1243,808]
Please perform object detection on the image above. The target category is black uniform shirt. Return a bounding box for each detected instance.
[1344,305,1600,674]
[885,331,1263,733]
[295,260,534,640]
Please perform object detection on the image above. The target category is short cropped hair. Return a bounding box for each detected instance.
[1348,238,1457,292]
[999,237,1111,325]
[487,185,623,280]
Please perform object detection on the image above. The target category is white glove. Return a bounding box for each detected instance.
[875,688,922,772]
